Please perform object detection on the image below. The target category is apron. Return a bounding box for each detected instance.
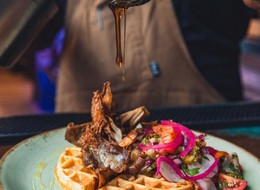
[56,0,224,112]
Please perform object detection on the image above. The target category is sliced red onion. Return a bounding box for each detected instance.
[197,134,205,141]
[185,154,219,181]
[161,120,196,158]
[156,154,219,183]
[202,146,218,156]
[138,124,182,153]
[173,158,182,166]
[206,165,218,178]
[183,135,189,147]
[156,156,185,182]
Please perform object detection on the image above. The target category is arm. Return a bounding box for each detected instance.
[243,0,260,10]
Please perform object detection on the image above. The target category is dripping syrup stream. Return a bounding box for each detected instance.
[122,8,127,81]
[111,5,128,81]
[114,7,124,68]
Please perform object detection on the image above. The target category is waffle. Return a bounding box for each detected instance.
[55,147,104,190]
[55,147,195,190]
[99,174,195,190]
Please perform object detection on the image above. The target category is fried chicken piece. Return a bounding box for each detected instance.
[101,82,113,113]
[65,82,151,179]
[65,122,90,147]
[78,82,126,176]
[91,85,122,142]
[119,128,138,148]
[119,106,150,134]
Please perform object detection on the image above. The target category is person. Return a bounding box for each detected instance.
[55,0,259,112]
[0,0,259,112]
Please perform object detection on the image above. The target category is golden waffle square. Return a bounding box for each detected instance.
[55,147,99,190]
[99,174,195,190]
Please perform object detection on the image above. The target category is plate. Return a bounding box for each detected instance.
[0,128,259,190]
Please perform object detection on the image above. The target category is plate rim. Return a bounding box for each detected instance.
[0,128,65,170]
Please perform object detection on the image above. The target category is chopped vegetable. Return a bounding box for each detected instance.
[218,173,247,190]
[161,120,196,158]
[137,120,247,190]
[138,124,182,154]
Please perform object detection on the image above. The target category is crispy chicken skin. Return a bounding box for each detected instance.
[65,82,150,178]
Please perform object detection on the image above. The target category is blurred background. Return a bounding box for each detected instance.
[0,18,260,117]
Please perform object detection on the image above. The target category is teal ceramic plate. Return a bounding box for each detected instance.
[0,128,259,190]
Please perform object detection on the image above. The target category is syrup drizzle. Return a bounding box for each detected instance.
[109,3,128,81]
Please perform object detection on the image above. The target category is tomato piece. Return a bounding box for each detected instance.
[152,125,177,144]
[218,173,247,190]
[214,151,228,159]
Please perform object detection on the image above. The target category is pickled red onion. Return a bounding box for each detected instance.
[156,154,219,182]
[161,120,196,158]
[156,156,185,182]
[203,146,218,156]
[138,125,182,152]
[184,154,219,180]
[197,134,205,141]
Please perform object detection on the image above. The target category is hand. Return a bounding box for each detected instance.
[243,0,260,10]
